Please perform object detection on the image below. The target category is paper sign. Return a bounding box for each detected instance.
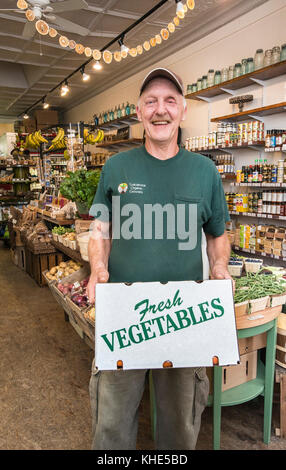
[95,280,240,370]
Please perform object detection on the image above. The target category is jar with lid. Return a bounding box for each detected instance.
[191,83,197,93]
[221,67,228,82]
[246,58,254,73]
[241,59,247,75]
[281,44,286,61]
[197,78,202,91]
[202,75,208,89]
[228,65,234,80]
[207,69,215,87]
[271,46,281,64]
[234,63,242,78]
[214,70,221,85]
[254,49,264,70]
[263,49,272,67]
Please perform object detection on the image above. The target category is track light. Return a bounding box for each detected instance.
[17,0,28,10]
[60,80,70,96]
[176,1,185,19]
[93,60,102,70]
[23,113,29,119]
[42,98,49,109]
[118,36,129,58]
[80,67,90,81]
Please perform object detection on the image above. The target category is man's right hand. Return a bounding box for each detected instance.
[87,267,109,304]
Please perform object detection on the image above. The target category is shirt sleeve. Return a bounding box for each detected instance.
[203,169,230,237]
[89,164,112,222]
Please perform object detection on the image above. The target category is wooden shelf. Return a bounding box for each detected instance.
[230,182,286,187]
[211,102,286,123]
[98,113,139,130]
[229,211,286,221]
[186,60,286,101]
[192,141,265,153]
[96,138,143,149]
[51,239,88,264]
[232,245,286,262]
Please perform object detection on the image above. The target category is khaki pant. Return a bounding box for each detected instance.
[89,364,209,450]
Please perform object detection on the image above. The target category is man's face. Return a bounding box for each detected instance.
[136,77,186,146]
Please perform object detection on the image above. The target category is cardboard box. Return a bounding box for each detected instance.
[207,350,257,392]
[95,280,240,371]
[273,240,282,250]
[238,332,267,355]
[275,228,286,240]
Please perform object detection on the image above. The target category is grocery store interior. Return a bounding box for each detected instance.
[1,0,286,451]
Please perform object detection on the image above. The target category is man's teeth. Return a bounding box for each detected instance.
[152,121,169,124]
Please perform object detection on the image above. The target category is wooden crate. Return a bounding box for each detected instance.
[207,350,257,392]
[25,248,65,286]
[10,246,26,270]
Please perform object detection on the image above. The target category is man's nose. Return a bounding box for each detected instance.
[155,100,167,115]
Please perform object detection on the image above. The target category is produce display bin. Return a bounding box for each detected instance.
[25,248,65,286]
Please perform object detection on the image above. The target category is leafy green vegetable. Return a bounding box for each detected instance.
[59,169,101,209]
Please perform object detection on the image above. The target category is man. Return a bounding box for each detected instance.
[87,68,232,450]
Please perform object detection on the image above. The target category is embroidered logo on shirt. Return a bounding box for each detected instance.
[118,183,128,193]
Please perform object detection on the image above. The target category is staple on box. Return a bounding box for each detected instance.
[163,360,173,368]
[117,360,123,369]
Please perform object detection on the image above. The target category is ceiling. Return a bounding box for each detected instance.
[0,0,268,122]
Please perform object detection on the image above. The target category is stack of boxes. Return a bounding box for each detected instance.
[230,223,286,258]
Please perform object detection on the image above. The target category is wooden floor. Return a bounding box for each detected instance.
[0,242,286,451]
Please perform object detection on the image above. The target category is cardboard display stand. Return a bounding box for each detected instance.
[95,279,240,371]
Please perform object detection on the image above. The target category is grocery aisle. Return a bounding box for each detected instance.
[0,240,285,451]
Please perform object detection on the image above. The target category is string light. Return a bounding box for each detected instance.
[93,60,102,71]
[25,9,35,22]
[118,37,129,58]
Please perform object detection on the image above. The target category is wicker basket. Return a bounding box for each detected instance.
[77,231,90,261]
[249,296,269,313]
[270,292,286,308]
[228,263,243,277]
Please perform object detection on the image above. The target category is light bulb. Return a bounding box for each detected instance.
[43,102,49,109]
[93,60,102,70]
[17,0,28,10]
[176,1,185,19]
[82,72,90,81]
[23,113,29,119]
[60,82,69,96]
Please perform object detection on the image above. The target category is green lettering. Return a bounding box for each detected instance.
[198,301,213,322]
[173,289,183,307]
[134,299,149,321]
[187,306,203,325]
[151,316,166,336]
[211,298,224,317]
[165,298,172,309]
[165,313,180,333]
[174,309,191,329]
[101,332,115,352]
[157,301,165,312]
[115,328,131,349]
[128,324,144,344]
[141,320,156,341]
[149,303,157,314]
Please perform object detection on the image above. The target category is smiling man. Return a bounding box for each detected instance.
[87,68,232,450]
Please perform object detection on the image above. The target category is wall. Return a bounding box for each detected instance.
[0,123,14,136]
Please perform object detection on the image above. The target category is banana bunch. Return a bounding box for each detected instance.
[83,128,104,145]
[25,130,48,149]
[47,128,67,151]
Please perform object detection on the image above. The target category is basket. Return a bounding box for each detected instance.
[235,300,249,317]
[52,233,58,242]
[77,231,90,261]
[244,258,263,274]
[270,292,286,308]
[249,296,269,313]
[68,239,77,250]
[228,263,243,277]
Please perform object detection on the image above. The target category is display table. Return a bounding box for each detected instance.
[208,314,280,450]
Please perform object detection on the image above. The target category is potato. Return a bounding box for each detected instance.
[50,267,57,275]
[59,262,66,268]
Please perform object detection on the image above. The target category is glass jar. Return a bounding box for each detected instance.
[207,69,215,87]
[221,67,228,82]
[241,59,247,75]
[272,46,281,64]
[125,102,130,116]
[228,65,234,80]
[246,58,254,73]
[121,103,126,117]
[197,78,202,91]
[187,84,192,94]
[281,44,286,61]
[263,49,272,67]
[202,75,207,89]
[254,49,264,70]
[214,70,221,85]
[234,63,242,78]
[191,83,197,93]
[117,105,122,119]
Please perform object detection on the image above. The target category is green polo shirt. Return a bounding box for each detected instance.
[90,145,229,283]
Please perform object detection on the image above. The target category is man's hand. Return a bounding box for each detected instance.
[211,263,235,293]
[87,266,109,304]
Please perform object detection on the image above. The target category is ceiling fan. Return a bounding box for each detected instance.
[0,0,90,38]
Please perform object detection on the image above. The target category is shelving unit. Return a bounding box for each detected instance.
[96,138,143,149]
[97,113,139,130]
[211,102,286,123]
[185,60,286,102]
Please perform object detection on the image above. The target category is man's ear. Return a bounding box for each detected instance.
[136,104,142,122]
